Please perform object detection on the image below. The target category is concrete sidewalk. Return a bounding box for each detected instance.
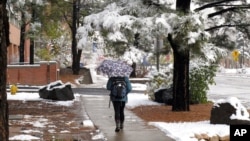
[80,95,175,141]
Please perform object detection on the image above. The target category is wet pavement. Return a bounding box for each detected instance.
[80,95,175,141]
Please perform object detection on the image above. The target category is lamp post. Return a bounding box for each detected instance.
[238,34,245,69]
[242,39,245,68]
[155,22,164,72]
[156,36,160,71]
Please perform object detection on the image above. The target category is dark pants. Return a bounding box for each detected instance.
[112,101,125,123]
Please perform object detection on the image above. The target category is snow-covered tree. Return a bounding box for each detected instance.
[78,0,250,111]
[8,0,45,64]
[195,0,250,68]
[77,0,202,110]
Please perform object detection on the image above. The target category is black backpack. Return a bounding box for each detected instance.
[111,77,127,99]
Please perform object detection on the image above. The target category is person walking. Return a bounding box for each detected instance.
[106,76,132,132]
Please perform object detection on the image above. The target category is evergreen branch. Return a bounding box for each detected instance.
[143,0,162,9]
[208,6,250,18]
[194,0,238,12]
[205,24,250,31]
[215,4,250,7]
[208,7,237,17]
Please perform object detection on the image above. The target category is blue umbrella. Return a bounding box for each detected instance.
[97,59,133,77]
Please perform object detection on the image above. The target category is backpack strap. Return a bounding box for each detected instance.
[112,77,126,86]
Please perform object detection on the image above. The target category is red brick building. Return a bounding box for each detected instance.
[8,22,21,64]
[7,17,58,85]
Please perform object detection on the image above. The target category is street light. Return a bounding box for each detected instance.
[155,24,163,72]
[237,34,245,68]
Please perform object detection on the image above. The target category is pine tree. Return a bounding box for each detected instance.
[168,0,191,111]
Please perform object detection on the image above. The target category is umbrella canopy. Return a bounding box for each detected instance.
[97,59,133,77]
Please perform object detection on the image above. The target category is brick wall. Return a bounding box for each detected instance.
[8,23,20,65]
[7,61,59,86]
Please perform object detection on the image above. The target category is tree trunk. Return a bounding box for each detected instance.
[167,0,191,111]
[176,0,191,13]
[172,43,190,111]
[71,0,81,75]
[130,62,137,78]
[0,0,9,139]
[30,7,35,65]
[168,34,190,111]
[19,12,25,64]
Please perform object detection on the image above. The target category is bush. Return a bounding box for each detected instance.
[189,65,217,104]
[146,72,173,101]
[146,64,217,104]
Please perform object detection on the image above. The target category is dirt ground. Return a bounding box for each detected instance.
[8,99,102,141]
[8,97,214,141]
[130,103,213,122]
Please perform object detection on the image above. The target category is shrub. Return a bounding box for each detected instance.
[146,71,173,101]
[146,64,217,104]
[189,64,217,104]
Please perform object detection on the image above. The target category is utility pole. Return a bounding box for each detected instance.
[156,36,163,72]
[156,37,160,71]
[242,40,245,68]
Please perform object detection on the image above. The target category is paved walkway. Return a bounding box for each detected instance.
[80,95,175,141]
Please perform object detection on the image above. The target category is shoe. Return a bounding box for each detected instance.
[120,124,123,129]
[115,120,120,132]
[115,127,120,132]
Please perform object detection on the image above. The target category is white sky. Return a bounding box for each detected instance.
[8,68,250,141]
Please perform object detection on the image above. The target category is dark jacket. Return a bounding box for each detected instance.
[106,76,132,102]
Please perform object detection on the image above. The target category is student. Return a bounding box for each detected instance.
[106,76,132,132]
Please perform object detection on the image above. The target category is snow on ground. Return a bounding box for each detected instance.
[7,68,250,141]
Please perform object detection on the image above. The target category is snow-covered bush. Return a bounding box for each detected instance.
[146,63,218,104]
[145,70,173,101]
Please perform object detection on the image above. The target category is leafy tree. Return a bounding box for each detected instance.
[0,0,10,139]
[9,0,116,73]
[36,48,52,61]
[8,0,44,64]
[43,0,114,74]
